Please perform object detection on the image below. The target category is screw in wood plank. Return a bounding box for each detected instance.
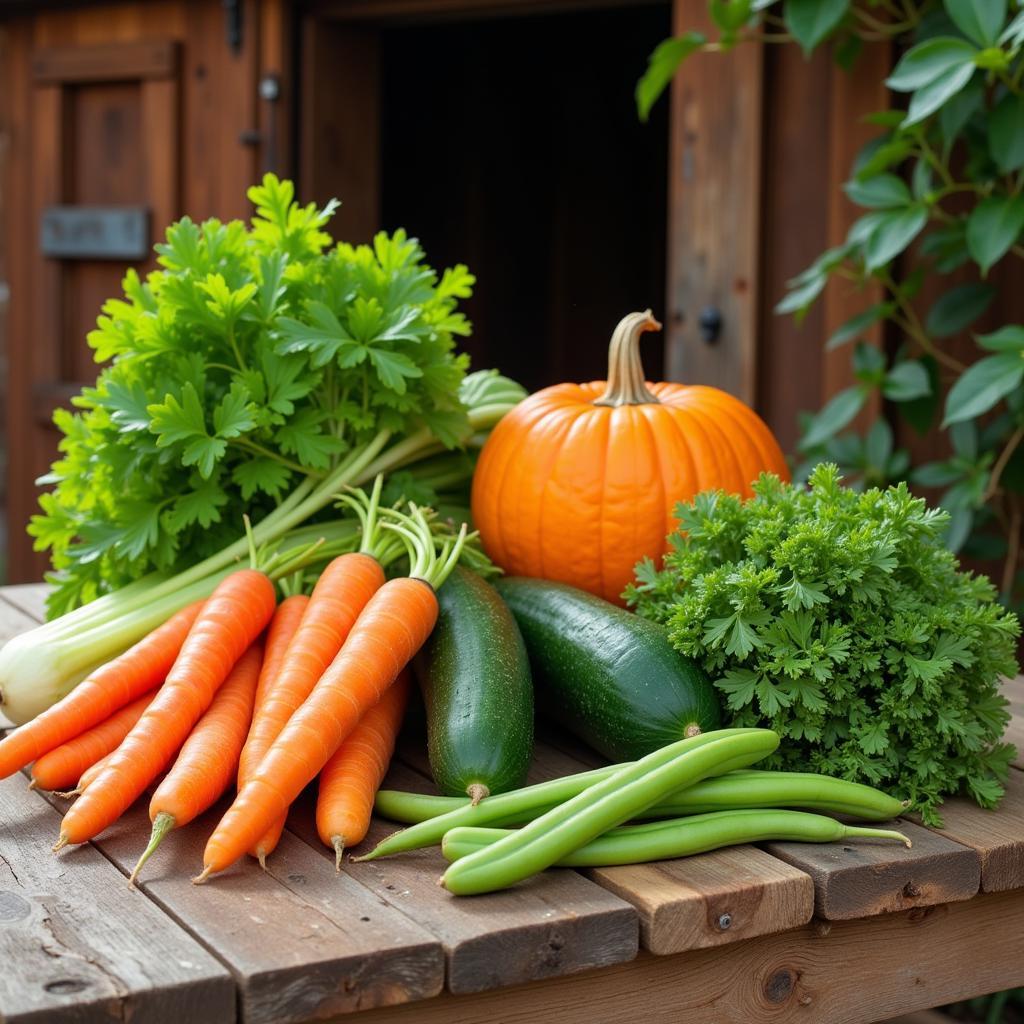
[717,913,732,930]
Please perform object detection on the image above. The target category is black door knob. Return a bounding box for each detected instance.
[698,306,723,344]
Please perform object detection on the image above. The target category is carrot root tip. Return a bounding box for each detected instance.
[332,836,345,872]
[27,779,39,791]
[257,849,267,871]
[192,866,213,885]
[53,788,81,800]
[467,783,489,807]
[52,834,70,854]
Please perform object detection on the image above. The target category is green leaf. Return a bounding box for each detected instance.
[826,303,894,350]
[231,458,292,500]
[900,355,941,433]
[884,360,932,401]
[784,0,849,54]
[863,206,928,269]
[988,92,1024,173]
[885,37,978,91]
[912,460,964,486]
[944,0,1005,46]
[92,379,153,433]
[925,282,995,338]
[943,351,1024,425]
[181,436,227,479]
[710,0,751,32]
[978,325,1024,352]
[212,381,256,439]
[775,272,827,316]
[903,61,977,126]
[164,476,230,532]
[939,75,984,142]
[966,194,1024,274]
[843,173,911,209]
[275,301,355,368]
[800,387,868,449]
[274,408,345,469]
[1001,10,1024,48]
[636,33,706,122]
[367,348,424,394]
[148,382,208,447]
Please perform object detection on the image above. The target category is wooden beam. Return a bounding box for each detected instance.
[31,40,179,82]
[664,0,763,404]
[347,889,1024,1024]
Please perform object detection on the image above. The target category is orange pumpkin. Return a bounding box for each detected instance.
[470,310,789,604]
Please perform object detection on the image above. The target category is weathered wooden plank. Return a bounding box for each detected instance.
[0,777,234,1024]
[345,888,1024,1024]
[763,820,980,920]
[58,794,446,1024]
[1005,676,1024,770]
[0,583,49,623]
[911,767,1024,893]
[292,760,639,995]
[522,736,816,955]
[586,847,814,956]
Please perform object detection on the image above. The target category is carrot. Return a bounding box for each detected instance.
[55,569,276,849]
[0,601,203,780]
[236,593,309,866]
[237,480,397,865]
[316,668,410,869]
[198,509,464,880]
[57,750,114,799]
[30,689,158,793]
[130,642,263,885]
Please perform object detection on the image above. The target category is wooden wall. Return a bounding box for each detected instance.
[0,0,290,582]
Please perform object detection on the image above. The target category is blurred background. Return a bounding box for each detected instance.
[0,0,848,585]
[1,0,1023,596]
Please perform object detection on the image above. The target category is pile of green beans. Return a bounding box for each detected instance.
[373,769,908,828]
[357,728,771,863]
[440,728,780,895]
[441,810,912,868]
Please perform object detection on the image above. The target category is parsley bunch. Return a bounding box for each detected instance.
[30,175,519,615]
[626,464,1020,824]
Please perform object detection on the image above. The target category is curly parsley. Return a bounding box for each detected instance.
[626,464,1020,824]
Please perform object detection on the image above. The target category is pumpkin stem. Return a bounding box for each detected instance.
[593,310,663,407]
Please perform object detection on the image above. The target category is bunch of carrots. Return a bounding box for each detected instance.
[0,479,466,885]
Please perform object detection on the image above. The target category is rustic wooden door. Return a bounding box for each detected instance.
[1,1,289,582]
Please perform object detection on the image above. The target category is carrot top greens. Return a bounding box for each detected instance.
[626,463,1021,825]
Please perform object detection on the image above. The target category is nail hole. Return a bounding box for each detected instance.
[45,979,89,995]
[359,916,370,922]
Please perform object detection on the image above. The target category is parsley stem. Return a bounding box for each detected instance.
[233,438,322,478]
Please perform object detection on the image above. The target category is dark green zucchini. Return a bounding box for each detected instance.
[415,567,533,801]
[493,577,720,761]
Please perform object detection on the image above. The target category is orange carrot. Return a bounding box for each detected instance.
[200,575,443,879]
[316,668,410,869]
[56,569,276,849]
[0,601,203,780]
[58,750,114,798]
[237,593,309,866]
[130,643,264,885]
[30,689,158,793]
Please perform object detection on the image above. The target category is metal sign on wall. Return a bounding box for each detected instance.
[40,206,149,260]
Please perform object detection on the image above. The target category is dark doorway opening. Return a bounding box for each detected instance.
[379,4,671,393]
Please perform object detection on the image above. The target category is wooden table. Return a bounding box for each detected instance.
[1,583,1022,1024]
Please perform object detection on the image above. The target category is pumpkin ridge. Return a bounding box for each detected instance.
[635,403,672,564]
[678,400,747,492]
[701,390,789,480]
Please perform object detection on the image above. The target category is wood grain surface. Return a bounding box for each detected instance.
[39,790,446,1024]
[346,889,1024,1024]
[0,779,234,1024]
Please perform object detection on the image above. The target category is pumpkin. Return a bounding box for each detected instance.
[470,310,789,604]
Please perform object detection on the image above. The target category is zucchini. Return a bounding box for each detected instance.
[415,567,533,801]
[493,577,720,761]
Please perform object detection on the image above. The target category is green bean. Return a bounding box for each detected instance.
[357,728,747,861]
[440,728,780,896]
[374,769,907,826]
[441,809,912,867]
